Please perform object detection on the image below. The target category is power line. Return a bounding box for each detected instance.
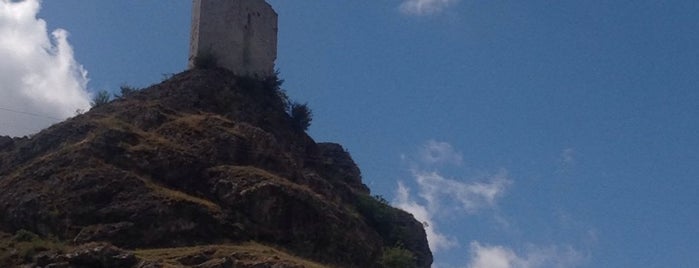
[0,107,62,121]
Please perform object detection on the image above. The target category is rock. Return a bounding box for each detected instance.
[64,243,138,267]
[73,222,135,244]
[0,69,432,267]
[196,257,234,268]
[177,249,216,266]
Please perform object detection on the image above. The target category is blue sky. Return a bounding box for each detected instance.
[2,0,699,267]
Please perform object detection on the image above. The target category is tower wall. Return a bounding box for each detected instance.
[189,0,278,77]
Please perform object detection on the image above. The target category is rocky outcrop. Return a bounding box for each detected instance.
[0,68,432,267]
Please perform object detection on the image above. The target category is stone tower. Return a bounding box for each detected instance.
[189,0,278,77]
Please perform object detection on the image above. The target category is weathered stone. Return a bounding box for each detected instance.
[189,0,278,77]
[64,243,138,267]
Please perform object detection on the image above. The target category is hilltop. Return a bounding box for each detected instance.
[0,68,432,267]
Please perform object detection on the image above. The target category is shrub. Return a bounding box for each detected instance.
[374,195,390,205]
[379,245,417,268]
[355,194,393,234]
[264,69,285,91]
[265,70,290,110]
[114,84,138,99]
[12,229,38,242]
[290,102,312,131]
[2,230,67,265]
[91,90,111,107]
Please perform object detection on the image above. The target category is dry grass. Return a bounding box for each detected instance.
[93,116,213,212]
[135,242,332,268]
[224,166,319,197]
[156,113,243,137]
[94,115,187,152]
[141,177,222,213]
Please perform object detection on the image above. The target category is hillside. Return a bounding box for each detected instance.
[0,68,432,267]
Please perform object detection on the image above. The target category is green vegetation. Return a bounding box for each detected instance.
[379,245,417,268]
[290,102,313,131]
[0,230,67,266]
[12,229,38,242]
[355,194,396,233]
[374,195,390,205]
[91,90,111,107]
[266,70,291,110]
[114,84,139,99]
[234,70,314,132]
[354,194,419,266]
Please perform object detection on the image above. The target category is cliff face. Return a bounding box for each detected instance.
[0,69,432,267]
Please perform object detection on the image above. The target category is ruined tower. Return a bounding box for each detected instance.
[189,0,278,77]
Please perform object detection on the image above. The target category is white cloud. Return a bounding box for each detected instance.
[561,148,575,165]
[468,242,585,268]
[394,141,512,252]
[0,0,91,137]
[420,140,464,166]
[399,0,459,16]
[556,148,577,175]
[395,141,591,267]
[414,170,510,214]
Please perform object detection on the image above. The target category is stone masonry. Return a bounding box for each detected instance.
[189,0,278,77]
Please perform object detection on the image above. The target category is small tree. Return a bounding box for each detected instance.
[91,90,111,107]
[290,102,312,131]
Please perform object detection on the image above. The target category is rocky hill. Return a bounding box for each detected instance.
[0,68,432,267]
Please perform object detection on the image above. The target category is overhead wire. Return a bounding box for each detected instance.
[0,106,63,121]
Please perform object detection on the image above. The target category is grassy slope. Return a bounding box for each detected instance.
[0,230,331,267]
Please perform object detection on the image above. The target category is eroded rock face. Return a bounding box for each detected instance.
[0,69,432,267]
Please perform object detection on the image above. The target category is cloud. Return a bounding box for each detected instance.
[394,181,458,252]
[399,0,459,16]
[419,140,464,166]
[0,0,91,137]
[556,148,577,175]
[468,242,585,268]
[560,148,576,167]
[395,141,591,266]
[393,140,511,252]
[414,170,510,214]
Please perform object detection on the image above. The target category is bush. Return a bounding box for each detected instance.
[379,245,417,268]
[374,195,390,205]
[12,229,38,242]
[91,90,111,108]
[264,69,285,91]
[114,84,138,99]
[290,102,312,131]
[265,70,290,110]
[355,194,394,234]
[2,230,67,265]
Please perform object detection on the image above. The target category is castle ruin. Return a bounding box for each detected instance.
[188,0,278,77]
